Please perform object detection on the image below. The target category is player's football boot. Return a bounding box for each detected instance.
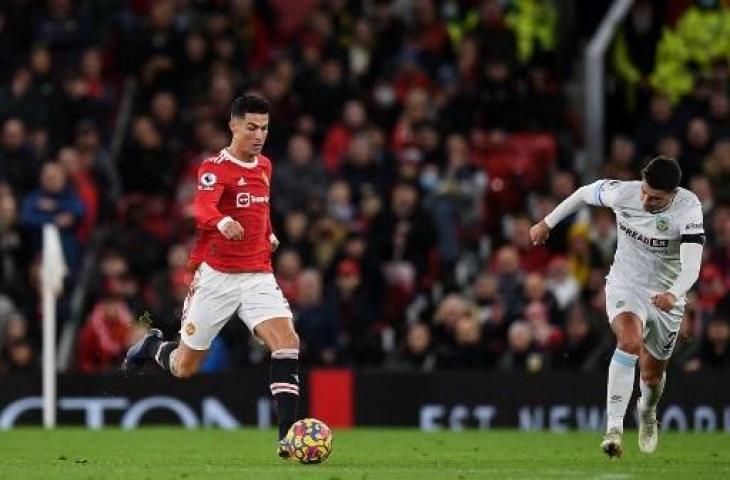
[601,428,623,458]
[277,440,292,460]
[121,327,163,373]
[638,407,659,453]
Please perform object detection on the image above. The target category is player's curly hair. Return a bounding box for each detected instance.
[641,155,682,192]
[231,94,270,118]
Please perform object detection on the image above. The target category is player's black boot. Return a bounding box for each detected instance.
[277,440,292,459]
[122,328,163,373]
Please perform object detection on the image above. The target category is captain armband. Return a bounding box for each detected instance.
[680,233,705,245]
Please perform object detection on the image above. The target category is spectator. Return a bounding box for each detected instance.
[602,135,638,181]
[20,162,85,272]
[681,117,713,183]
[294,269,337,365]
[635,93,677,158]
[708,90,730,138]
[589,208,617,268]
[499,320,545,372]
[57,146,98,242]
[272,134,328,217]
[274,249,302,304]
[437,312,493,369]
[522,272,560,326]
[74,119,120,219]
[77,298,139,373]
[552,303,599,369]
[327,258,381,365]
[0,313,37,374]
[507,214,551,274]
[492,245,524,321]
[0,186,29,302]
[321,99,368,174]
[0,118,39,197]
[546,256,580,312]
[120,116,177,195]
[279,211,314,267]
[388,322,436,371]
[341,134,386,205]
[684,313,730,371]
[470,272,507,357]
[704,139,730,203]
[424,134,487,276]
[0,69,45,132]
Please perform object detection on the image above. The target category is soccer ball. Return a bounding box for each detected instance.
[283,418,333,464]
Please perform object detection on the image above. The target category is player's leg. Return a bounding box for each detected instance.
[155,340,208,378]
[123,263,239,378]
[636,346,666,453]
[255,317,301,440]
[602,284,648,457]
[636,309,680,453]
[638,349,667,410]
[238,272,298,453]
[607,311,643,428]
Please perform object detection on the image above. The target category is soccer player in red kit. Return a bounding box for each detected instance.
[123,94,300,458]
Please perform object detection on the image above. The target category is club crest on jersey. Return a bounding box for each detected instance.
[199,172,217,190]
[655,216,669,232]
[184,322,196,336]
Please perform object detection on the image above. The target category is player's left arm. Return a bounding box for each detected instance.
[266,162,279,252]
[652,206,705,312]
[268,216,279,252]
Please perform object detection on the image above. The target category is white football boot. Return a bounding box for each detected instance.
[601,428,623,458]
[638,406,659,454]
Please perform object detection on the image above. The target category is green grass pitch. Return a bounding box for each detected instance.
[1,429,728,479]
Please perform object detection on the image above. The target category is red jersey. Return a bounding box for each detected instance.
[189,149,274,273]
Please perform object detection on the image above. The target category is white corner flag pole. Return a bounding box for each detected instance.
[41,224,68,429]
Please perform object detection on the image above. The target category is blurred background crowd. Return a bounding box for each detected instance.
[1,0,729,375]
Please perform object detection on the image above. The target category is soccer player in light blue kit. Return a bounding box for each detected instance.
[530,156,704,457]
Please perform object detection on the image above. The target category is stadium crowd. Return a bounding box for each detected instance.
[0,0,729,375]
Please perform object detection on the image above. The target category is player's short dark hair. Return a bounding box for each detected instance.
[231,94,270,118]
[641,155,682,192]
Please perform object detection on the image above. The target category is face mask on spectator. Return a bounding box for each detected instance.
[419,171,439,191]
[374,85,395,108]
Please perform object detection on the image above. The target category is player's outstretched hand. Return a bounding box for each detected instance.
[529,220,551,246]
[651,292,676,312]
[221,220,244,240]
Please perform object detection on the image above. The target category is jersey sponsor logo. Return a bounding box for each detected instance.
[655,216,669,232]
[199,172,217,190]
[618,222,669,248]
[685,222,703,231]
[236,192,270,208]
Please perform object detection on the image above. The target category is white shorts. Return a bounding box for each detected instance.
[179,263,292,350]
[605,283,684,361]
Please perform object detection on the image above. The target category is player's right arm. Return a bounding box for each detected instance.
[193,165,244,241]
[530,179,618,246]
